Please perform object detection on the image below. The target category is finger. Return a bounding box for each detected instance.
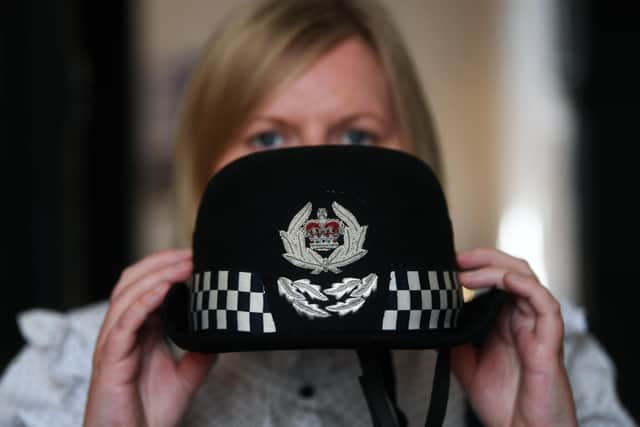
[456,248,536,278]
[503,273,563,344]
[97,259,192,349]
[97,260,192,351]
[451,344,478,392]
[112,248,192,300]
[458,267,557,322]
[459,268,563,350]
[102,282,171,365]
[457,266,510,290]
[177,353,218,394]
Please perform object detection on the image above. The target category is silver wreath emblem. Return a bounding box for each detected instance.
[277,274,378,318]
[278,201,377,319]
[279,201,368,274]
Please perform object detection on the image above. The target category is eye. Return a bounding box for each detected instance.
[341,129,376,146]
[250,131,284,150]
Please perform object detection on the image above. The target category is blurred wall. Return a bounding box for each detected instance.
[497,0,577,302]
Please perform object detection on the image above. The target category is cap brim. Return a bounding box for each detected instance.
[161,283,508,353]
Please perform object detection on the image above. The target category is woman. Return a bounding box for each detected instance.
[1,1,634,426]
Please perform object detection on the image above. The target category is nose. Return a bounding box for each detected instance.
[298,123,330,147]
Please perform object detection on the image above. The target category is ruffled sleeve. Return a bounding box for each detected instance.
[0,302,107,427]
[561,301,637,426]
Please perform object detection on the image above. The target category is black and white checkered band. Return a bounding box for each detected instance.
[189,271,276,334]
[382,270,463,331]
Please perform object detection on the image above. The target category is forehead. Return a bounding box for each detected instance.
[254,37,392,120]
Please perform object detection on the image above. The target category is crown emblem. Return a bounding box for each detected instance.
[305,208,343,251]
[279,201,368,274]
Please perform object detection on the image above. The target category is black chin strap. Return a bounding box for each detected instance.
[356,348,451,427]
[356,349,406,427]
[423,349,451,426]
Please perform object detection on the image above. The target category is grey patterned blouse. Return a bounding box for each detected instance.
[0,300,635,426]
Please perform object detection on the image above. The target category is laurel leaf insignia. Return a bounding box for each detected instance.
[282,254,322,271]
[293,300,330,318]
[288,202,312,233]
[292,279,328,301]
[350,273,378,298]
[323,277,361,299]
[326,297,365,316]
[277,277,305,302]
[327,245,345,263]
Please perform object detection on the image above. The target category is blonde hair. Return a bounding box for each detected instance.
[174,0,442,246]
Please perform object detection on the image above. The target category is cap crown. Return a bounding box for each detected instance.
[187,146,464,341]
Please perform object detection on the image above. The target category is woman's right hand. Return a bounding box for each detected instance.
[84,248,217,427]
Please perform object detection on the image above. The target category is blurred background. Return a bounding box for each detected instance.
[3,0,638,420]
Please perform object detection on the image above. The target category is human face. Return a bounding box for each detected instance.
[211,36,414,174]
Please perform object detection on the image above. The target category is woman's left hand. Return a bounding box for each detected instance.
[452,248,578,427]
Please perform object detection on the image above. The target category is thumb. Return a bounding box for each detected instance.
[451,344,477,392]
[177,352,218,394]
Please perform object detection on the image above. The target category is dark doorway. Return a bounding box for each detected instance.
[3,0,134,371]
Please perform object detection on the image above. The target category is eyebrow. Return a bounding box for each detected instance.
[249,113,390,128]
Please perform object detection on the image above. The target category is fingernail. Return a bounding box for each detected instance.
[507,272,526,284]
